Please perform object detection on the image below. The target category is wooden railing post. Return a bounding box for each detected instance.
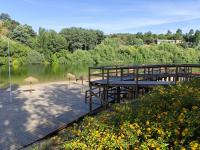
[107,69,109,84]
[88,67,91,83]
[89,92,92,113]
[121,68,123,81]
[135,67,139,97]
[175,66,178,83]
[102,67,104,80]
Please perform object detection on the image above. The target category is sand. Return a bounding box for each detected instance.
[0,80,93,149]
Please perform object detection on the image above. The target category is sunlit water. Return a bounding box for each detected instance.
[0,64,89,87]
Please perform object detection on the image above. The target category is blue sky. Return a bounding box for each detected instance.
[1,0,200,34]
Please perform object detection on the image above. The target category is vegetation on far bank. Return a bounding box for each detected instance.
[31,78,200,150]
[0,13,200,67]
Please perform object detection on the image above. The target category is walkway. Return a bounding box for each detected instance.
[0,81,97,150]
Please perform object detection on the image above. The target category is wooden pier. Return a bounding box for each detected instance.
[86,64,200,112]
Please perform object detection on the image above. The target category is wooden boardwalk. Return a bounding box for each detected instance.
[0,82,100,150]
[86,64,200,112]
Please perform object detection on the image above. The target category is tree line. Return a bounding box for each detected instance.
[0,13,200,66]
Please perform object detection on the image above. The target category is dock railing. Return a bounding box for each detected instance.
[89,64,200,85]
[87,64,200,112]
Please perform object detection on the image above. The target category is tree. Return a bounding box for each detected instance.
[189,29,194,35]
[125,36,143,46]
[174,28,183,40]
[143,31,154,44]
[37,28,68,52]
[9,24,36,47]
[0,13,11,20]
[167,30,172,35]
[60,27,104,51]
[194,30,200,46]
[176,28,182,35]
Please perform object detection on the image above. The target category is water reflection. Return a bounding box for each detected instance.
[0,64,89,85]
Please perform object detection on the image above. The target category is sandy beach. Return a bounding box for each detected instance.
[0,80,92,149]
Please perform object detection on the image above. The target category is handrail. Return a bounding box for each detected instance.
[89,64,200,85]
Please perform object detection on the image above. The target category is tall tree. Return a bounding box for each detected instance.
[9,24,36,47]
[194,30,200,46]
[0,13,11,20]
[60,27,104,51]
[174,28,183,40]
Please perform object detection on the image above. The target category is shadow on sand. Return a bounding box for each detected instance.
[0,83,90,149]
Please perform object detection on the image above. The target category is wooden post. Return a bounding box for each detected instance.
[89,91,92,113]
[116,66,118,76]
[117,86,120,103]
[121,68,123,81]
[102,67,104,80]
[107,69,109,84]
[88,67,91,83]
[135,67,139,97]
[175,66,178,83]
[85,91,87,103]
[164,67,167,81]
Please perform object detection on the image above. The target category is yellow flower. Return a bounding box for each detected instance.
[147,128,151,132]
[146,121,150,126]
[181,147,186,150]
[182,108,188,113]
[163,112,168,115]
[157,128,163,135]
[174,129,180,135]
[182,128,189,137]
[121,134,125,138]
[174,141,178,145]
[192,106,198,110]
[189,141,199,150]
[136,129,142,136]
[129,124,134,129]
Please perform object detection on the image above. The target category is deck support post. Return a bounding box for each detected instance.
[89,91,92,113]
[135,67,139,98]
[116,86,120,103]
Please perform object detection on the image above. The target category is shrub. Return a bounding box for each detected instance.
[26,50,45,64]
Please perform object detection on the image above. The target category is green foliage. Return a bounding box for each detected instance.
[37,28,68,52]
[90,40,200,65]
[1,12,200,66]
[0,38,31,65]
[0,13,11,21]
[25,50,45,64]
[60,27,105,51]
[9,24,36,47]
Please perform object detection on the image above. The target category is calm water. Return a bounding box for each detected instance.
[0,64,89,86]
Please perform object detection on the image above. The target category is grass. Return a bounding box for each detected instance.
[31,78,200,150]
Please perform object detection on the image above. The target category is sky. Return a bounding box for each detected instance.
[1,0,200,34]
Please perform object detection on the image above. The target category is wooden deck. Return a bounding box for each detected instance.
[92,78,175,87]
[86,64,200,112]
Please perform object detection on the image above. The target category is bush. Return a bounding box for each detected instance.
[26,50,45,64]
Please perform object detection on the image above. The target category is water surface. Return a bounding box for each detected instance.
[0,64,89,86]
